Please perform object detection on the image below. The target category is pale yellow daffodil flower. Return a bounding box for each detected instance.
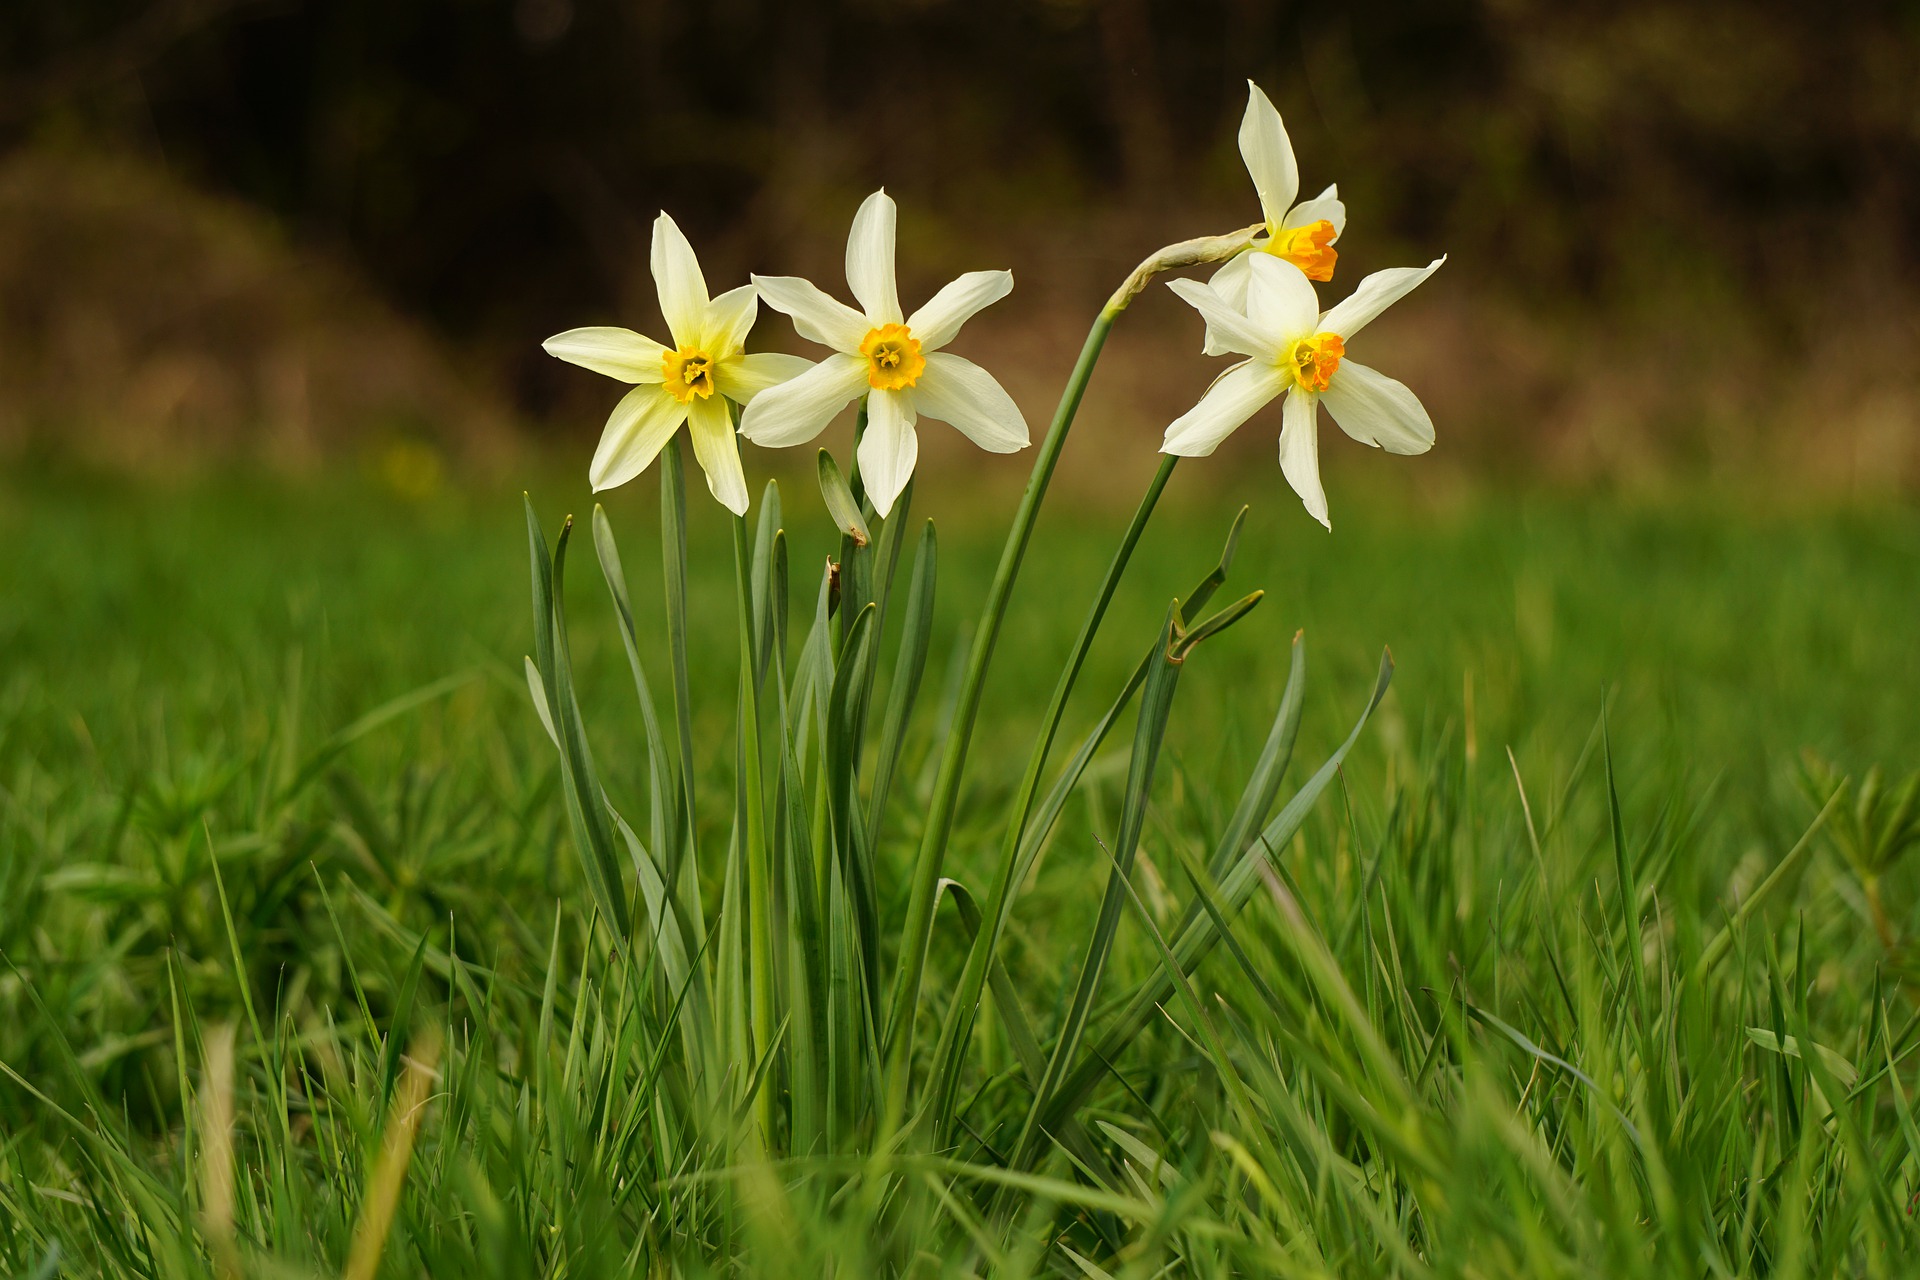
[543,213,809,513]
[739,190,1030,518]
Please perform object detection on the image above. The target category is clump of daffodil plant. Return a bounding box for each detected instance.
[526,76,1442,1190]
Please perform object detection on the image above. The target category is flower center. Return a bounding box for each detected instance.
[662,347,717,403]
[1284,331,1344,393]
[1264,219,1338,282]
[859,323,925,391]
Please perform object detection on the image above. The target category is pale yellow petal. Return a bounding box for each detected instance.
[590,385,687,491]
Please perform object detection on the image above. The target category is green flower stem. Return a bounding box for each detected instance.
[880,304,1118,1094]
[733,510,774,1138]
[925,451,1178,1135]
[881,220,1259,1108]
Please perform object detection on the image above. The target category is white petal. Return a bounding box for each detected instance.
[846,189,903,325]
[1208,251,1253,310]
[1245,253,1320,338]
[543,327,667,383]
[1321,257,1446,340]
[1277,387,1329,529]
[909,353,1028,453]
[1168,278,1276,360]
[1202,253,1254,355]
[703,284,759,356]
[715,351,814,405]
[907,270,1013,351]
[1161,360,1288,457]
[1319,359,1435,455]
[650,213,711,350]
[1280,186,1347,239]
[590,385,688,492]
[751,275,871,352]
[1239,80,1300,229]
[858,388,919,518]
[686,394,749,516]
[736,353,867,446]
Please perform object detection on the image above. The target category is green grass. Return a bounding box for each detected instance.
[2,459,1919,1277]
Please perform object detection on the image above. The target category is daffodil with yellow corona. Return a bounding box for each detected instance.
[1164,252,1445,528]
[543,213,810,514]
[739,190,1030,517]
[1204,80,1348,355]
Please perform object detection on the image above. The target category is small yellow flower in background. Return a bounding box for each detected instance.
[1204,80,1348,356]
[740,190,1030,518]
[543,213,810,513]
[1163,253,1444,529]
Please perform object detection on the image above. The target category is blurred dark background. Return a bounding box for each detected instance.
[2,0,1916,492]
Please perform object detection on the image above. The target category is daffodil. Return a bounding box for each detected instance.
[1163,252,1444,528]
[543,213,810,514]
[738,190,1030,518]
[1204,80,1348,355]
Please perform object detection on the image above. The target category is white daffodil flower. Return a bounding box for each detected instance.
[1204,80,1348,355]
[543,213,811,514]
[738,189,1030,518]
[1163,252,1445,529]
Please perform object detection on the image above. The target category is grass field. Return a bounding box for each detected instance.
[3,459,1919,1277]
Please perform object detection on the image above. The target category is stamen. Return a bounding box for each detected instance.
[859,323,926,391]
[1285,332,1344,393]
[662,347,718,403]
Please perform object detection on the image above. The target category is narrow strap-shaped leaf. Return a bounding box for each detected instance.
[660,437,699,866]
[592,505,702,950]
[788,558,837,776]
[825,603,881,1017]
[931,495,1253,1136]
[883,304,1129,1089]
[775,715,829,1153]
[849,481,914,765]
[378,932,431,1112]
[1127,628,1306,977]
[1044,649,1394,1133]
[865,520,937,852]
[751,479,784,690]
[607,808,698,1020]
[818,448,871,548]
[1205,631,1307,883]
[939,879,1044,1084]
[526,502,632,941]
[1014,606,1185,1169]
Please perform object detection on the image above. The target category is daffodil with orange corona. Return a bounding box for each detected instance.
[1164,252,1445,528]
[1204,81,1349,355]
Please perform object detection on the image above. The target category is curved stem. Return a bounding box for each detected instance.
[925,452,1178,1135]
[880,305,1117,1093]
[880,220,1259,1113]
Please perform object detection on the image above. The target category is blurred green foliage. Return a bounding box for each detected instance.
[3,467,1920,1272]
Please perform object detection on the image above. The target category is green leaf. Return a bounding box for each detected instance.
[817,449,871,548]
[379,931,431,1110]
[526,500,632,942]
[1045,648,1394,1133]
[865,520,937,852]
[1015,605,1185,1169]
